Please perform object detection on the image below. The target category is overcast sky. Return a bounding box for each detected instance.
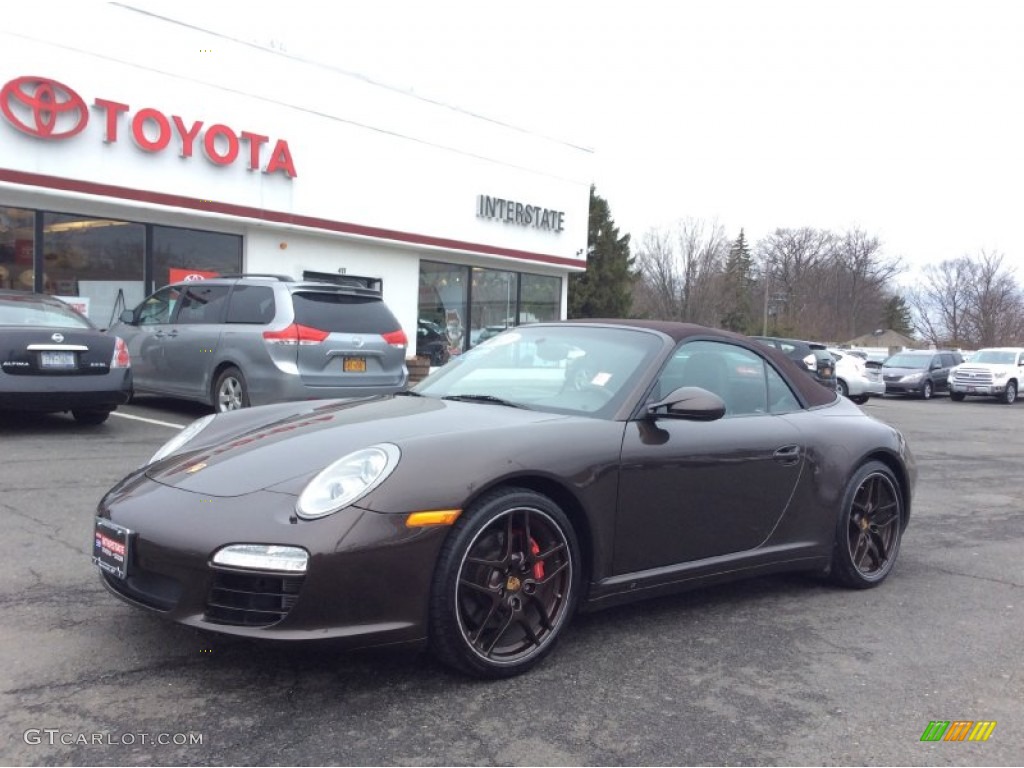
[129,0,1024,282]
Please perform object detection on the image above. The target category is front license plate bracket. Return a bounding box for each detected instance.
[93,518,131,580]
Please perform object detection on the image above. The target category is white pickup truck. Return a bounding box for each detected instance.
[949,347,1024,404]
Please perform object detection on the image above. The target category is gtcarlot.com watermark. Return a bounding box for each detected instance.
[24,729,204,747]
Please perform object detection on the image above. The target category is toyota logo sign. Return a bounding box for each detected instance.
[0,76,88,140]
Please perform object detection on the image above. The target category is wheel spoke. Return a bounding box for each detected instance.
[536,560,568,585]
[517,617,542,649]
[483,611,516,657]
[459,575,498,598]
[851,531,870,568]
[468,602,501,646]
[868,530,889,564]
[534,541,567,561]
[466,555,504,568]
[871,500,900,528]
[526,593,555,631]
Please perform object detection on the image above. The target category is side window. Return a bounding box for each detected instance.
[226,285,276,324]
[766,365,801,414]
[653,340,769,418]
[174,285,230,325]
[940,353,956,368]
[137,286,180,325]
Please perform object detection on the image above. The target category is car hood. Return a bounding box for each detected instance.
[145,396,568,497]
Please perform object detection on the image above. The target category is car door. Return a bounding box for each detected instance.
[937,353,959,391]
[161,283,230,398]
[121,286,181,393]
[614,340,807,574]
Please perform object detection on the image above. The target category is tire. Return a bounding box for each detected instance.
[849,395,868,405]
[920,380,933,400]
[837,379,849,398]
[1002,381,1017,404]
[950,392,966,402]
[72,409,110,425]
[213,366,249,413]
[429,488,581,678]
[829,461,904,589]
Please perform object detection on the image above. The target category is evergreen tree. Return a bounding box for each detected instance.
[568,186,634,318]
[719,229,755,332]
[882,294,914,335]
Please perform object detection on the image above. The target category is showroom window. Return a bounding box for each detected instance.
[42,212,145,329]
[153,226,242,289]
[418,260,563,355]
[0,207,34,291]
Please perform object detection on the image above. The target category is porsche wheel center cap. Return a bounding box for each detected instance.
[506,576,522,592]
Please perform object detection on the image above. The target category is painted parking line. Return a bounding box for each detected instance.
[110,411,186,430]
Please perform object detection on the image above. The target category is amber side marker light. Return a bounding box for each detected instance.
[406,510,462,527]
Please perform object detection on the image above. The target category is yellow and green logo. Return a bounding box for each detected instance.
[920,721,997,742]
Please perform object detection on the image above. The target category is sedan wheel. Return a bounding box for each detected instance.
[213,366,249,412]
[837,379,849,398]
[1003,381,1018,404]
[430,488,580,678]
[830,461,903,589]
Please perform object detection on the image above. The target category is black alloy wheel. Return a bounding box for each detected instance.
[1002,381,1018,405]
[830,461,903,589]
[429,488,580,678]
[213,366,249,413]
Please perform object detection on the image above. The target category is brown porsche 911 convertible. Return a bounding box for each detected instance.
[95,320,916,677]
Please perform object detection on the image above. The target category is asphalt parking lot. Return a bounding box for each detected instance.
[1,394,1021,766]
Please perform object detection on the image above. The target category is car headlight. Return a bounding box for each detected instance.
[148,414,216,465]
[900,373,923,382]
[296,443,400,519]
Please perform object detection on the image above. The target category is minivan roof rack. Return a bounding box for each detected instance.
[216,273,294,281]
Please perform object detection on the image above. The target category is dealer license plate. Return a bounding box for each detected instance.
[343,356,367,373]
[93,518,131,580]
[40,351,76,369]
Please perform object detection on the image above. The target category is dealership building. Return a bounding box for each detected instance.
[0,4,592,356]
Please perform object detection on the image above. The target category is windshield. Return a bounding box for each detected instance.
[0,295,93,328]
[413,324,663,418]
[972,350,1017,365]
[884,353,930,369]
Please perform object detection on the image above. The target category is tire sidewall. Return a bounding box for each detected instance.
[921,380,933,400]
[1004,381,1017,404]
[429,488,581,678]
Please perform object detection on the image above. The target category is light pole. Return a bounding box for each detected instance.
[761,260,772,336]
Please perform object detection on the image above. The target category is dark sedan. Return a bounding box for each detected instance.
[95,320,915,677]
[0,291,132,424]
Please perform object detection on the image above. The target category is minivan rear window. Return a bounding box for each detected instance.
[292,292,401,334]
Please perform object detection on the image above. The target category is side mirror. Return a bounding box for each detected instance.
[119,309,135,324]
[647,386,726,422]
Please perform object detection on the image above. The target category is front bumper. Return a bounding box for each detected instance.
[96,477,447,646]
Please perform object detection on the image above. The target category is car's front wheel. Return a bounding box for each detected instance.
[830,461,903,589]
[920,380,933,400]
[1002,381,1018,404]
[429,488,580,678]
[213,366,249,412]
[950,392,966,402]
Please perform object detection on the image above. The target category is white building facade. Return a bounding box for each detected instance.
[0,3,591,357]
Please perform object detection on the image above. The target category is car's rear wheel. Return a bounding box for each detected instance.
[213,366,249,412]
[849,395,868,405]
[837,379,849,398]
[950,392,966,402]
[920,380,933,400]
[1002,381,1017,404]
[830,461,903,589]
[72,409,110,425]
[429,488,580,678]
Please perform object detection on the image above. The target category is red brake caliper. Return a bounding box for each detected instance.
[531,538,545,580]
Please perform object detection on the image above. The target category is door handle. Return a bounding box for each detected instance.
[773,445,801,465]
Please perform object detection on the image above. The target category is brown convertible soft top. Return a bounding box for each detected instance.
[566,318,838,408]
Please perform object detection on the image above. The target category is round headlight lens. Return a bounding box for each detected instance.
[148,413,216,465]
[297,443,400,519]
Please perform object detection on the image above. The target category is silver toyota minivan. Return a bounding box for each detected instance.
[112,274,408,411]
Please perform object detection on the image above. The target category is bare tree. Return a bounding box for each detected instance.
[632,219,727,324]
[755,228,835,337]
[833,228,904,341]
[964,251,1024,346]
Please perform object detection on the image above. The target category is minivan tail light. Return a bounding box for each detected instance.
[382,329,407,349]
[262,324,329,345]
[110,337,131,368]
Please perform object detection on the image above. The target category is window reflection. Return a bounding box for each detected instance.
[0,207,34,291]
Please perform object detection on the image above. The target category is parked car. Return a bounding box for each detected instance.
[0,291,132,424]
[829,348,884,404]
[95,320,915,678]
[111,274,408,412]
[750,336,837,391]
[948,347,1024,404]
[880,350,963,399]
